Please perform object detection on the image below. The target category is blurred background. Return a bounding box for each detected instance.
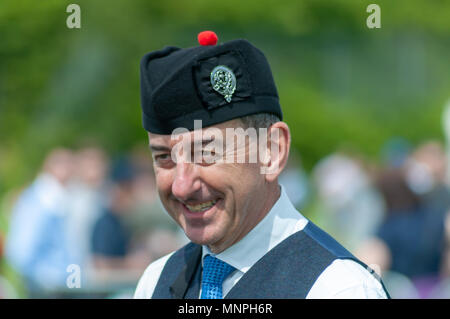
[0,0,449,298]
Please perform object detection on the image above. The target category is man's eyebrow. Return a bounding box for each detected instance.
[149,137,218,152]
[149,144,171,152]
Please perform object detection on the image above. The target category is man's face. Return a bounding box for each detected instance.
[148,119,269,253]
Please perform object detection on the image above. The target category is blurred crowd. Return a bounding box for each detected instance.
[307,139,450,299]
[0,135,450,298]
[0,145,185,298]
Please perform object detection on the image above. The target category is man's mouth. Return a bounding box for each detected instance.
[185,199,218,213]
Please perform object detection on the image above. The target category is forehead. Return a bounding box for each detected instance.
[147,118,243,148]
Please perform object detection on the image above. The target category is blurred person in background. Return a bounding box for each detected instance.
[404,141,450,218]
[442,99,450,187]
[373,167,446,298]
[66,146,109,277]
[311,153,385,252]
[439,103,450,294]
[5,148,75,297]
[90,156,150,273]
[278,150,310,210]
[380,137,412,169]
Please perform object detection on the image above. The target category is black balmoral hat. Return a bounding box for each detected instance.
[140,31,282,134]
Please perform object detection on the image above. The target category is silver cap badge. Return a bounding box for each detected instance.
[210,65,236,103]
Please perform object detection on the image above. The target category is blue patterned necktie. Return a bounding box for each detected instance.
[200,255,236,299]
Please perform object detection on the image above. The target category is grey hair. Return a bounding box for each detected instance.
[238,113,281,130]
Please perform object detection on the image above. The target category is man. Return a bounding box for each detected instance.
[134,31,390,299]
[6,148,75,296]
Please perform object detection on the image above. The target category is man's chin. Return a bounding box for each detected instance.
[183,226,221,247]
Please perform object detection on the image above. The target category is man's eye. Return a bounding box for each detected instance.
[197,149,222,165]
[154,154,172,163]
[191,150,214,160]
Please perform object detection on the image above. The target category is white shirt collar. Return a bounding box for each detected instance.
[202,184,308,274]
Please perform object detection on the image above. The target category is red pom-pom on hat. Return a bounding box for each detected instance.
[198,31,218,46]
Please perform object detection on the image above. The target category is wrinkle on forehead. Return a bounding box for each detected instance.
[148,119,244,150]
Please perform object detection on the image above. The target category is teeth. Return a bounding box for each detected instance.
[186,200,217,212]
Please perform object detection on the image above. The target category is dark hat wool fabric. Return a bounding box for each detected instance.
[140,35,282,134]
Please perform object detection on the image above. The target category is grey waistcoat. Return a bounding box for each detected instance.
[151,221,390,298]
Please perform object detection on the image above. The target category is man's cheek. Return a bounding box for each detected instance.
[155,174,170,192]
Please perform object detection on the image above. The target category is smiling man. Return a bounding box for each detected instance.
[134,31,389,299]
[148,118,286,255]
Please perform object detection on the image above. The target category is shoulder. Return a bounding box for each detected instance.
[306,259,388,299]
[134,252,175,299]
[134,242,201,299]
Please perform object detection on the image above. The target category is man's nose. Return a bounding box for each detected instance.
[171,162,201,202]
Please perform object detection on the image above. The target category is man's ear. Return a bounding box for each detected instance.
[261,121,290,181]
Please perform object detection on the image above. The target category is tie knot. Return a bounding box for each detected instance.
[201,255,235,299]
[202,255,235,283]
